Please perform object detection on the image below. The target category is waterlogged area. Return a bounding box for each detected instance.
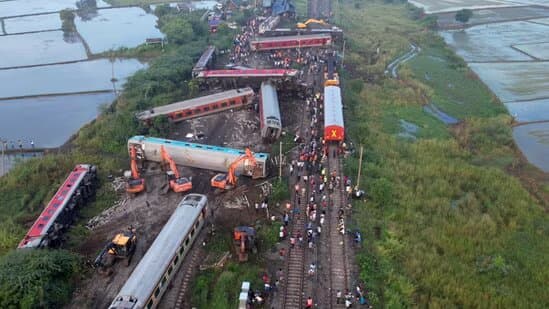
[0,59,146,99]
[0,93,115,148]
[3,13,62,34]
[0,31,87,68]
[0,1,163,175]
[513,123,549,172]
[469,62,549,102]
[440,21,549,62]
[0,0,110,18]
[440,10,549,171]
[76,7,163,54]
[505,99,549,123]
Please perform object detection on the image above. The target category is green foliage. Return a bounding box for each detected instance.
[0,249,81,308]
[59,9,76,32]
[455,9,473,24]
[339,1,549,307]
[270,178,290,204]
[191,262,263,308]
[161,17,193,45]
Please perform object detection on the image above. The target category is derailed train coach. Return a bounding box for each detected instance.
[324,85,344,142]
[18,164,98,249]
[128,136,270,178]
[109,194,208,309]
[259,81,282,141]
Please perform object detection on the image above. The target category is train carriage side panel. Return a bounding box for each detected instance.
[109,194,208,309]
[18,164,97,249]
[128,136,269,178]
[323,85,344,142]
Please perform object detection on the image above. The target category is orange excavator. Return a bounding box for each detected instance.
[233,226,257,262]
[211,148,257,190]
[160,146,192,193]
[126,145,145,194]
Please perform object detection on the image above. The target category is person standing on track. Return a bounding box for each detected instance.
[305,296,314,309]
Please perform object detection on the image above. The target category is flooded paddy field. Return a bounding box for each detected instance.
[76,7,163,54]
[440,21,549,62]
[436,6,549,27]
[438,6,549,171]
[408,0,519,14]
[0,93,115,148]
[0,58,146,99]
[3,13,61,34]
[0,0,110,18]
[513,122,549,172]
[469,62,549,102]
[504,99,549,123]
[0,30,87,68]
[513,42,549,60]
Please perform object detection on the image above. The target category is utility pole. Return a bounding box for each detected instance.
[341,39,346,67]
[356,145,363,189]
[279,141,282,181]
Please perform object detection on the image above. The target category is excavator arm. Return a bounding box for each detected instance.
[297,19,328,29]
[160,146,192,193]
[211,148,257,190]
[127,145,145,194]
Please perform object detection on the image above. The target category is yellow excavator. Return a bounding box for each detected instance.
[211,148,257,191]
[296,19,329,29]
[94,227,137,275]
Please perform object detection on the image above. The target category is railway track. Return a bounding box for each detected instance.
[325,144,349,307]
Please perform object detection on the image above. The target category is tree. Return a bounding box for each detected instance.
[60,9,76,32]
[161,17,194,45]
[0,249,81,308]
[455,9,473,24]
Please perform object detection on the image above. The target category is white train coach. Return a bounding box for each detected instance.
[109,194,208,309]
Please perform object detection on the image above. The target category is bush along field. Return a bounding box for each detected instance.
[338,0,548,307]
[0,7,239,307]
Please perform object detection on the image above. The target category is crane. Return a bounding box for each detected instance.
[160,146,192,193]
[126,145,145,194]
[296,18,329,29]
[211,148,257,190]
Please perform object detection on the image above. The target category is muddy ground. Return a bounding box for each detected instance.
[67,78,306,308]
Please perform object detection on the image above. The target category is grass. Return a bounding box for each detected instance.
[338,0,549,307]
[406,45,507,120]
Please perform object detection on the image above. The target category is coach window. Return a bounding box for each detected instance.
[179,246,184,255]
[168,265,174,275]
[146,300,154,309]
[190,228,195,237]
[221,102,228,107]
[154,287,160,298]
[162,275,168,286]
[203,106,210,111]
[242,96,248,103]
[185,238,190,246]
[174,255,179,265]
[229,100,236,106]
[186,110,192,116]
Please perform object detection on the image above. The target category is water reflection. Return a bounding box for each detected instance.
[0,93,115,148]
[75,7,163,54]
[0,58,146,99]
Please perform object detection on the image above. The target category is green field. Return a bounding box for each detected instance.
[338,0,548,307]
